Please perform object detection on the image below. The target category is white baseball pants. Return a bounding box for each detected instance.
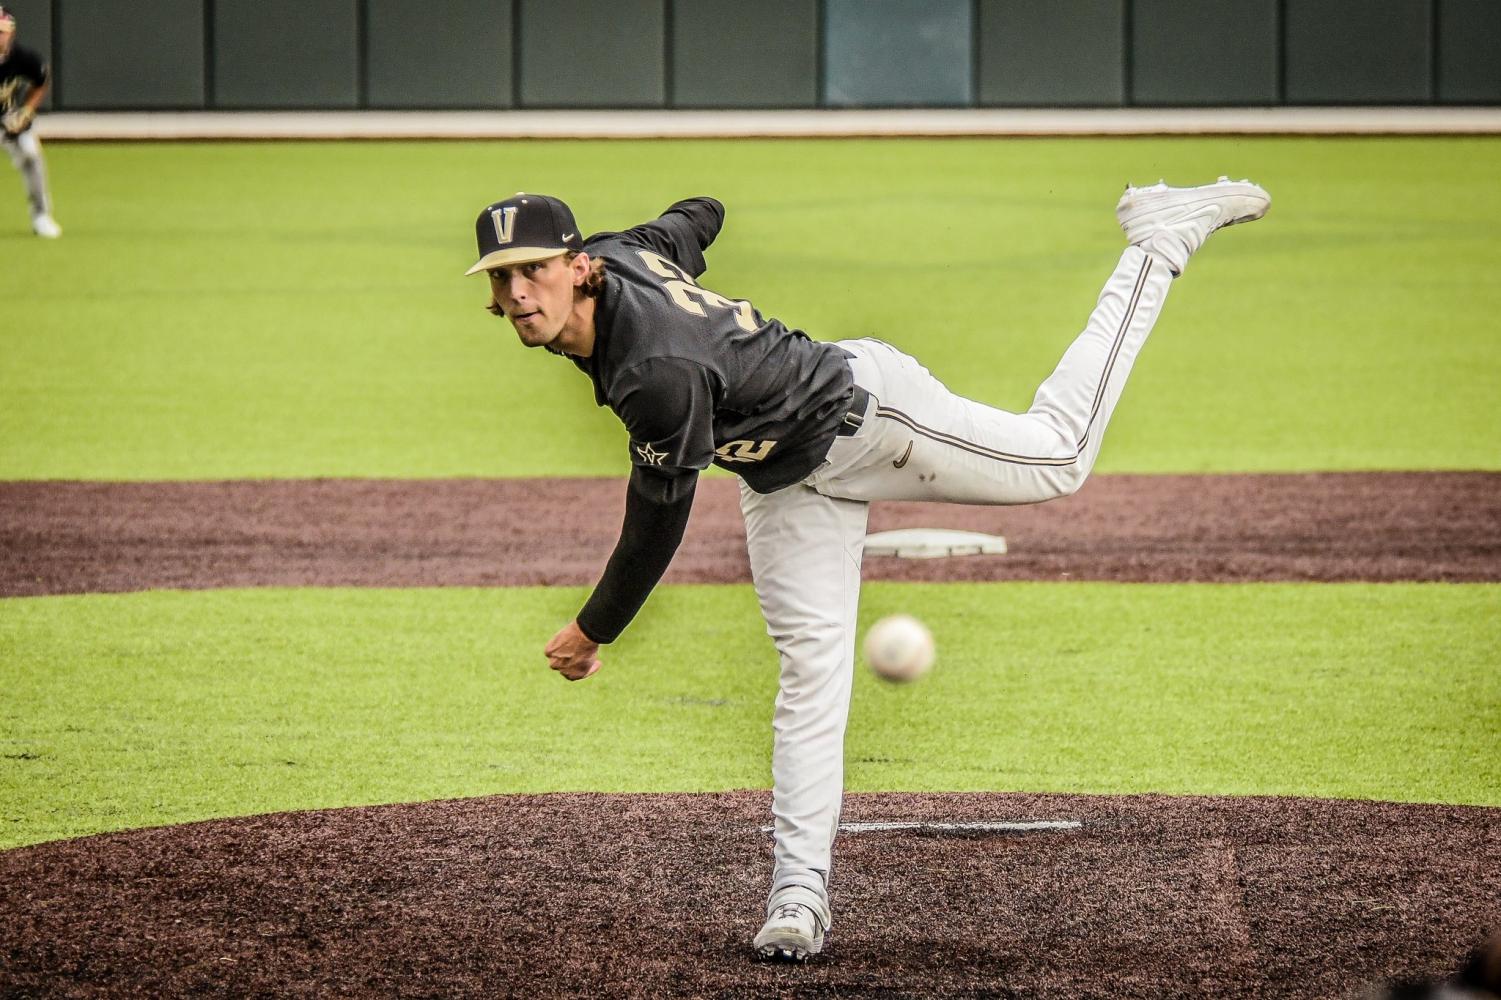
[741,246,1171,924]
[3,128,52,220]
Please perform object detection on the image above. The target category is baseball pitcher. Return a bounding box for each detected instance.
[0,5,58,238]
[466,178,1269,960]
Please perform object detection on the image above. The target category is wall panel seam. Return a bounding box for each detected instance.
[1275,0,1286,105]
[356,0,369,108]
[815,0,826,109]
[50,0,63,108]
[1429,0,1440,102]
[663,0,674,108]
[203,0,215,108]
[512,0,523,109]
[969,0,980,108]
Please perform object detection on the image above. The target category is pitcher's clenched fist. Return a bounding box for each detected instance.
[545,620,600,681]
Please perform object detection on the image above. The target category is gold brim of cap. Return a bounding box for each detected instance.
[463,246,569,276]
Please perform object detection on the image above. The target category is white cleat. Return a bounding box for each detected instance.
[753,900,826,962]
[32,214,61,239]
[1115,176,1269,275]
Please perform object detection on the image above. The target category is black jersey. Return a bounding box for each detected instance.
[570,198,856,643]
[582,199,854,495]
[0,43,46,132]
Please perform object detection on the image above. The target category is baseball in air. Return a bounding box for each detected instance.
[863,614,935,683]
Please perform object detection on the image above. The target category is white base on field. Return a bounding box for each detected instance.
[759,820,1082,834]
[864,528,1008,559]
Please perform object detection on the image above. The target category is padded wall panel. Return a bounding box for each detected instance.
[58,0,203,108]
[1132,0,1279,105]
[519,0,664,108]
[367,0,511,108]
[979,0,1124,106]
[1285,0,1431,103]
[1436,0,1501,102]
[824,0,972,107]
[673,0,817,108]
[213,0,359,109]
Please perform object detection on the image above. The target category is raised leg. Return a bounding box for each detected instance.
[812,246,1172,505]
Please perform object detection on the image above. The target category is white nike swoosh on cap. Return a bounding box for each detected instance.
[561,232,575,240]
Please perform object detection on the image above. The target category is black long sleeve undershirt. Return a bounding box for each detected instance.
[575,466,698,644]
[571,197,725,644]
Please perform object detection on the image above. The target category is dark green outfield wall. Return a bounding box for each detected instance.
[6,0,1500,110]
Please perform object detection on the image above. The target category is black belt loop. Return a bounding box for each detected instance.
[837,385,871,437]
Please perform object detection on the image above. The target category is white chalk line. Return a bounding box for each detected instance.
[758,819,1083,834]
[36,107,1501,141]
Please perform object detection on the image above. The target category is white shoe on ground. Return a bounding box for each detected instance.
[753,900,826,961]
[32,214,61,238]
[1115,177,1269,275]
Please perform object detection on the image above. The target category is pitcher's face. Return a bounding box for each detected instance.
[488,253,585,350]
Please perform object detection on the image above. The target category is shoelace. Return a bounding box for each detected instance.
[772,903,808,922]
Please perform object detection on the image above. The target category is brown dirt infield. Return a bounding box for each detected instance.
[3,471,1499,596]
[2,791,1497,999]
[4,472,1498,997]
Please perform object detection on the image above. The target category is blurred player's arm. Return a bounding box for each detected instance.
[2,58,48,135]
[23,64,49,113]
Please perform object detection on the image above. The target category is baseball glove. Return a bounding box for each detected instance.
[3,105,36,137]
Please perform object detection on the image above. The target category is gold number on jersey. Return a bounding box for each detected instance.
[716,439,778,463]
[637,251,757,332]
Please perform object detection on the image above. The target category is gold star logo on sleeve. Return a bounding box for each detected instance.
[635,443,668,466]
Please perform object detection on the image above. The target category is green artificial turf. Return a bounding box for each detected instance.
[3,582,1496,849]
[3,136,1499,479]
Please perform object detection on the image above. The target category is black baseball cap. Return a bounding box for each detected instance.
[465,192,584,276]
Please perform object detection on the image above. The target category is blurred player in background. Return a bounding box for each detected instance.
[0,5,60,238]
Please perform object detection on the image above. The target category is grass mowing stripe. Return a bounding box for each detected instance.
[2,582,1497,849]
[3,137,1499,478]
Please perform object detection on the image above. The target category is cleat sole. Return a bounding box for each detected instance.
[757,944,811,962]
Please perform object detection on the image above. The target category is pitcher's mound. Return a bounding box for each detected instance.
[2,791,1496,998]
